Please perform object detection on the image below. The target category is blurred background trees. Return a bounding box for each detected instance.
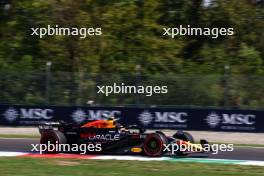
[0,0,263,108]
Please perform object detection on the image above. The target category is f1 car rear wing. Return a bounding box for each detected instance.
[38,121,64,134]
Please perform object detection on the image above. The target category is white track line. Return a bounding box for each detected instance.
[0,151,27,156]
[0,137,38,140]
[235,146,264,149]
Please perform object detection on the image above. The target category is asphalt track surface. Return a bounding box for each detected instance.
[0,138,263,161]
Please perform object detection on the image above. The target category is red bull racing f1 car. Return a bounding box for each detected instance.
[39,118,211,157]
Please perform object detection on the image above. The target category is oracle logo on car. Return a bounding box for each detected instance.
[80,133,120,141]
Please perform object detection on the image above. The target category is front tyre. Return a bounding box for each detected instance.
[173,131,194,143]
[173,131,195,156]
[143,133,168,157]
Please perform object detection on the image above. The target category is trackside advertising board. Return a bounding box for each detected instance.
[0,105,263,132]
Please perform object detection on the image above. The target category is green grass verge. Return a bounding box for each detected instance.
[0,157,263,176]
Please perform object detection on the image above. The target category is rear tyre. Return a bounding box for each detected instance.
[143,133,168,157]
[40,130,67,154]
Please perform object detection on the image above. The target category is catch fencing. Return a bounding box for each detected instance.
[0,71,263,109]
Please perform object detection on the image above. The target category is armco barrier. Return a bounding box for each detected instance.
[0,105,263,132]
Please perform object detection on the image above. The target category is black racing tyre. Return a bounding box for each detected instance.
[143,133,168,157]
[40,130,67,154]
[173,131,194,156]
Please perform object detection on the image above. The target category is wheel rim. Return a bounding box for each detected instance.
[144,135,163,156]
